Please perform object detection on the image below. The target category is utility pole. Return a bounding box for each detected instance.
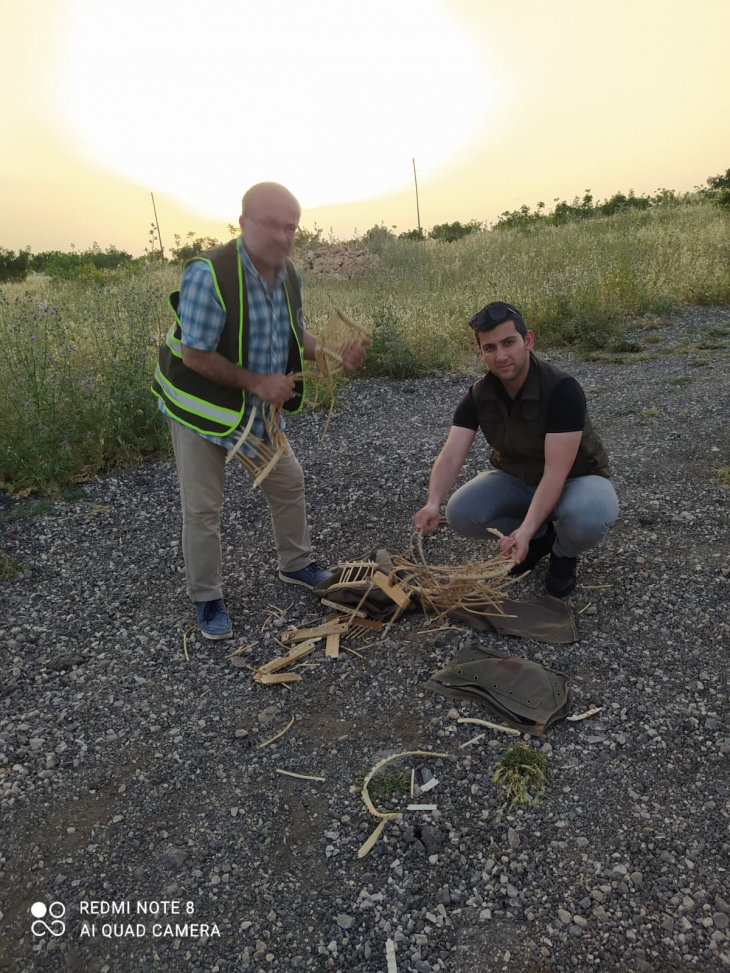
[412,158,421,235]
[150,192,165,260]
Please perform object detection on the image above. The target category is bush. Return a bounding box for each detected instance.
[0,247,31,283]
[170,232,223,263]
[707,168,730,211]
[398,228,425,241]
[429,220,483,243]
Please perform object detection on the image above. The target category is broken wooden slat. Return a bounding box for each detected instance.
[325,633,340,658]
[258,672,302,685]
[320,599,368,618]
[371,571,411,609]
[280,619,350,645]
[254,639,318,678]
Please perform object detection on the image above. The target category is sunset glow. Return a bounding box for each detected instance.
[55,0,501,217]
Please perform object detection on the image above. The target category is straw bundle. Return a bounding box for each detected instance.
[328,530,516,621]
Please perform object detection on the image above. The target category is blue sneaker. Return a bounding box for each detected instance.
[278,561,332,590]
[195,598,233,640]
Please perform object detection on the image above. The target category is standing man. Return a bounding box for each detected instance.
[153,182,368,639]
[412,301,618,596]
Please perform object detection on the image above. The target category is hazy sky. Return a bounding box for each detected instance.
[2,0,729,256]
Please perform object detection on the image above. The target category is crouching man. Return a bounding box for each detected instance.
[412,301,618,596]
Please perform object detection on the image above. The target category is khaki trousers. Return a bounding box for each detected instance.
[168,419,312,603]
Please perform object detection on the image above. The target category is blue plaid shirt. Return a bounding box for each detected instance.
[158,237,303,457]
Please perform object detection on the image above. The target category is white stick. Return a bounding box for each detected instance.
[566,706,603,722]
[275,769,325,782]
[457,717,521,736]
[459,733,486,749]
[386,938,398,973]
[225,407,258,464]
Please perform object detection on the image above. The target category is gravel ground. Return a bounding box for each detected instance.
[1,306,729,973]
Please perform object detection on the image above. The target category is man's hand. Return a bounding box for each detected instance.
[251,373,295,406]
[413,504,441,534]
[340,338,371,374]
[499,526,535,565]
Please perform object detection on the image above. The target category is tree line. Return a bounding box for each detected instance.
[2,168,728,282]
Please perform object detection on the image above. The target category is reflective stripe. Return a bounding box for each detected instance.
[165,323,182,358]
[153,366,241,424]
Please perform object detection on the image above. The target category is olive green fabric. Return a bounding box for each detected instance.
[471,353,611,486]
[446,595,578,644]
[314,550,577,644]
[424,645,573,736]
[152,240,305,436]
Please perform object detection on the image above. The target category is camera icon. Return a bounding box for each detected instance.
[30,901,66,937]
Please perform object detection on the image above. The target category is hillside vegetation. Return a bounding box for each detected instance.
[1,200,728,494]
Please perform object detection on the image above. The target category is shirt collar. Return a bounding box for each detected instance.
[237,236,288,286]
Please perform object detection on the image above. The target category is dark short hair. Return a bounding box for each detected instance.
[469,301,527,339]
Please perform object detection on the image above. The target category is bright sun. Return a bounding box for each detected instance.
[56,0,498,218]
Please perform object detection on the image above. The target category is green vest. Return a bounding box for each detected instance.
[471,353,611,486]
[152,239,305,437]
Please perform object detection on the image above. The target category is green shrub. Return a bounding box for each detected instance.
[0,247,31,283]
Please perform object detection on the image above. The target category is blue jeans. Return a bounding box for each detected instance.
[446,470,619,559]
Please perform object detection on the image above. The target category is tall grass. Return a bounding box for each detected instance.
[306,203,730,374]
[1,202,728,494]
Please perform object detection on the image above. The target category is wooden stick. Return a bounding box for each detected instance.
[275,769,325,782]
[357,818,388,859]
[226,641,257,659]
[325,633,340,658]
[225,406,258,464]
[459,733,486,749]
[182,622,197,661]
[567,706,603,722]
[258,715,295,748]
[457,717,521,736]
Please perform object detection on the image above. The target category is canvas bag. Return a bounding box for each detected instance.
[424,644,573,736]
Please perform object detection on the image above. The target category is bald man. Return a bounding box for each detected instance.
[153,183,368,639]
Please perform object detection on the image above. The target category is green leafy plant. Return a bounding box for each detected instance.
[429,220,483,243]
[0,550,22,581]
[492,743,547,805]
[356,772,410,808]
[718,466,730,487]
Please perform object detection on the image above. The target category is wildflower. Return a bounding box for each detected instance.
[24,401,31,407]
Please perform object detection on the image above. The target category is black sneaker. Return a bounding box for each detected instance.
[509,523,556,577]
[545,553,578,597]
